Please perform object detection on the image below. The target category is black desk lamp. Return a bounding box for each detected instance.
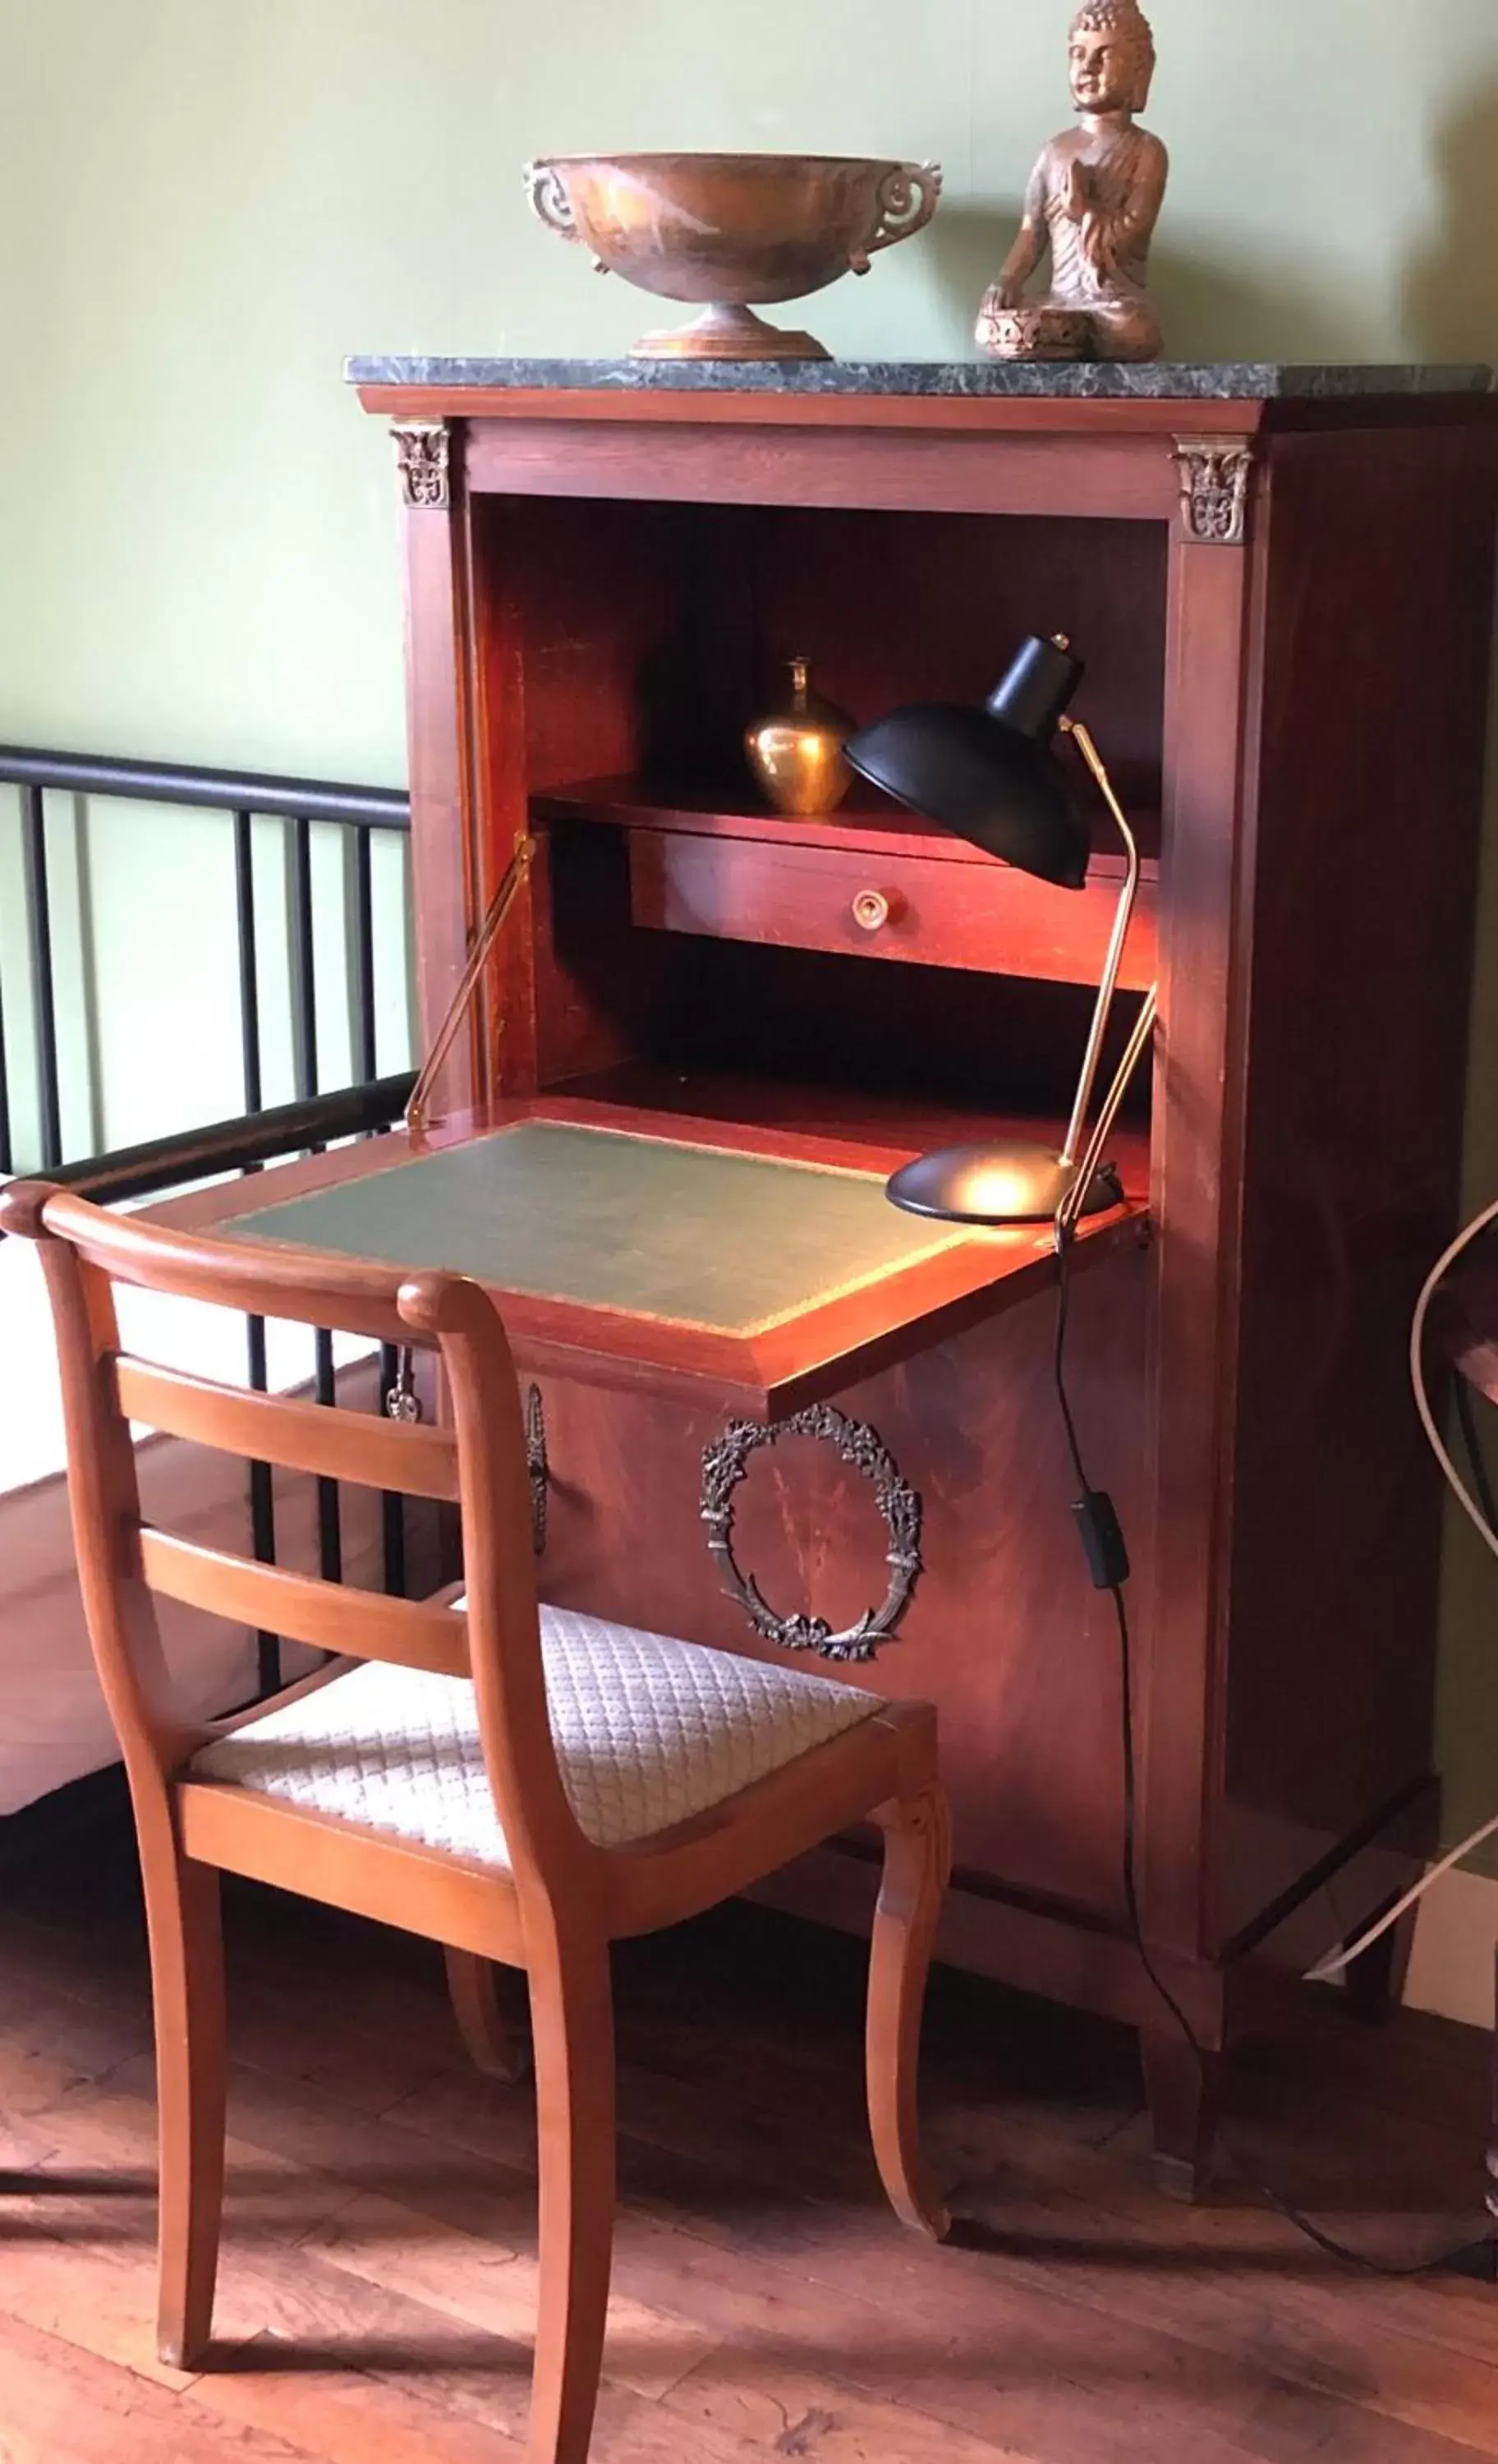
[843,632,1147,1225]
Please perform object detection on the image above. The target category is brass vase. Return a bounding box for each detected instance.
[745,659,853,817]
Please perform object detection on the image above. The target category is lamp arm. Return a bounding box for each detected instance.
[405,833,537,1138]
[1056,718,1140,1169]
[1057,982,1158,1240]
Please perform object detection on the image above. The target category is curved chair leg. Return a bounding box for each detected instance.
[444,1948,531,2084]
[149,1846,227,2368]
[866,1785,952,2242]
[526,1926,616,2464]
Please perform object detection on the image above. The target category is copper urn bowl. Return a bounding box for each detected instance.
[524,151,942,361]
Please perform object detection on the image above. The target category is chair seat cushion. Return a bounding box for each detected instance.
[190,1604,880,1865]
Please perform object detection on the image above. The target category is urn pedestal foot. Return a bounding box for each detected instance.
[631,301,831,361]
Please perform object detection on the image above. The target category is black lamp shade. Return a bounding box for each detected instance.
[984,632,1083,739]
[843,634,1091,891]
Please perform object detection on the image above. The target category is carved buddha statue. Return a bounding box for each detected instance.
[978,0,1168,364]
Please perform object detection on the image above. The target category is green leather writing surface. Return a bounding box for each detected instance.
[233,1121,966,1334]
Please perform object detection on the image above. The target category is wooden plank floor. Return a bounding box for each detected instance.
[2,1819,1496,2464]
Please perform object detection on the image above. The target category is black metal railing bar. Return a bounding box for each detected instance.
[28,1075,416,1208]
[19,786,63,1171]
[232,811,264,1115]
[2,742,419,1708]
[0,747,411,830]
[23,1074,418,1697]
[0,747,411,1190]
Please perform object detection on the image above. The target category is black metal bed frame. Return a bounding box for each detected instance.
[0,747,419,1696]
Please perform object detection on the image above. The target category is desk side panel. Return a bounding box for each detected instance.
[1219,425,1498,1942]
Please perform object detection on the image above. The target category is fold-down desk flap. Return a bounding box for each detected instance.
[147,1101,1147,1418]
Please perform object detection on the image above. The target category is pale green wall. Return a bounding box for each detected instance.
[3,0,1498,1851]
[7,0,1498,774]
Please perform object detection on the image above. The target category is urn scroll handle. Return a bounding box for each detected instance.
[852,160,943,271]
[524,159,580,241]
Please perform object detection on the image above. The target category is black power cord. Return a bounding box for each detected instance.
[1052,1221,1496,2279]
[1455,1377,1498,1542]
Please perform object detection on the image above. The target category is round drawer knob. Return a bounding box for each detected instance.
[852,889,894,933]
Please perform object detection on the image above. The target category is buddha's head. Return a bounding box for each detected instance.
[1068,0,1156,116]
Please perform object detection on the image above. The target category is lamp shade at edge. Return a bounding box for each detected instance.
[843,705,1091,889]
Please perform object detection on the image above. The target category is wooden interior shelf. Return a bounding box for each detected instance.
[535,776,1160,992]
[533,775,1161,874]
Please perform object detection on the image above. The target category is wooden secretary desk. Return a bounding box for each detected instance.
[335,358,1496,2188]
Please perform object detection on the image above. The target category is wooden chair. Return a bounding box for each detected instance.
[0,1180,952,2464]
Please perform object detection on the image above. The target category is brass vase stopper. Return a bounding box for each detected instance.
[745,658,853,817]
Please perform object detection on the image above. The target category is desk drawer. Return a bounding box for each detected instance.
[627,828,1156,990]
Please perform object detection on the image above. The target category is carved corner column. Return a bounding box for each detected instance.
[391,416,490,1108]
[1146,425,1263,1939]
[1132,429,1261,2188]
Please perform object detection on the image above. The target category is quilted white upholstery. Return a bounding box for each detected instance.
[190,1603,880,1864]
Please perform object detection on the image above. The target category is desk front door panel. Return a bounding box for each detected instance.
[531,1244,1153,1924]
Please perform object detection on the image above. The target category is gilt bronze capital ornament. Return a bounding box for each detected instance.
[393,421,452,510]
[1173,439,1255,546]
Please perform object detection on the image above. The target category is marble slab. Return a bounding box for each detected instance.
[347,355,1493,400]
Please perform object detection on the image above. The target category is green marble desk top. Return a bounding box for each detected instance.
[233,1120,967,1335]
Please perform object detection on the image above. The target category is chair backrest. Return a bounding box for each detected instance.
[0,1180,590,1900]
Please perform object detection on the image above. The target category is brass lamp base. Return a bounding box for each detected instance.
[631,302,832,361]
[886,1140,1123,1228]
